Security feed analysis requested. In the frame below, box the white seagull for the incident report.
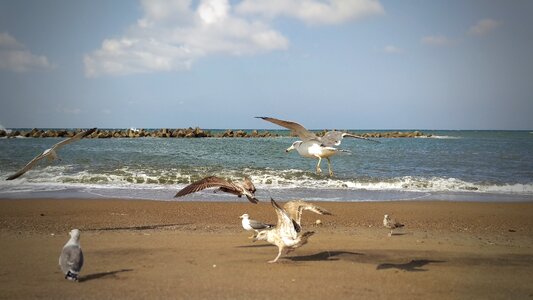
[174,176,259,204]
[6,128,97,180]
[256,117,378,176]
[59,229,84,281]
[383,214,405,237]
[239,213,274,238]
[254,199,325,263]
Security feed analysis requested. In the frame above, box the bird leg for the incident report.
[327,158,333,176]
[315,157,322,174]
[388,229,393,237]
[269,247,283,263]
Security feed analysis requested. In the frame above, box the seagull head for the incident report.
[239,214,249,219]
[69,229,81,240]
[286,141,302,153]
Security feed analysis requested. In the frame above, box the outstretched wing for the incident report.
[256,117,317,141]
[271,198,298,239]
[283,200,332,225]
[241,177,256,194]
[320,131,380,147]
[174,176,238,198]
[51,128,97,151]
[6,152,48,180]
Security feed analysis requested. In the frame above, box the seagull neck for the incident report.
[65,237,80,247]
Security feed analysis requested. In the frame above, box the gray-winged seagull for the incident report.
[383,214,405,237]
[256,117,378,176]
[254,199,320,263]
[174,176,259,203]
[59,229,84,281]
[239,213,274,238]
[6,128,97,180]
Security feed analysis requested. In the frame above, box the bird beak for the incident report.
[285,145,295,152]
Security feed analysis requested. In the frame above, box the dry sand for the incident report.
[0,199,532,299]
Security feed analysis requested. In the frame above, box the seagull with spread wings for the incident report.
[254,199,330,263]
[174,176,259,204]
[256,117,378,176]
[6,128,97,180]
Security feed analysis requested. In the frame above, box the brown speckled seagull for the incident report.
[174,176,259,203]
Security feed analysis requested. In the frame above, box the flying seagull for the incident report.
[6,128,97,180]
[239,213,274,238]
[254,198,316,263]
[256,117,378,176]
[59,229,84,281]
[174,176,259,203]
[383,214,405,237]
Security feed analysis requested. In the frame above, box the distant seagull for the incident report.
[254,199,316,263]
[383,214,405,237]
[174,176,259,203]
[239,213,274,238]
[6,128,97,180]
[59,229,84,281]
[256,117,378,176]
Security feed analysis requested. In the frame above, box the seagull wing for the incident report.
[283,200,332,225]
[256,117,317,141]
[248,219,274,230]
[271,198,298,239]
[51,128,97,151]
[241,177,256,194]
[59,245,84,273]
[174,176,238,198]
[320,131,380,147]
[6,152,48,180]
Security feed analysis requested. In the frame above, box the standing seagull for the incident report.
[383,214,405,237]
[6,128,97,180]
[256,117,378,176]
[254,199,315,263]
[59,229,84,281]
[174,176,259,203]
[239,213,274,238]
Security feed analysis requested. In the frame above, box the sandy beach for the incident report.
[0,199,532,299]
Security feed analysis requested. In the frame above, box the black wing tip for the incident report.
[6,175,18,180]
[82,128,97,137]
[254,116,268,120]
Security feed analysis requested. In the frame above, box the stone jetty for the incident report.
[0,128,431,138]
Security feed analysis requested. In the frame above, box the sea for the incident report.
[0,129,532,202]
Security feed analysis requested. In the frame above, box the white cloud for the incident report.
[85,0,383,77]
[236,0,384,25]
[383,45,402,54]
[468,19,501,36]
[0,32,53,72]
[85,0,290,77]
[421,35,453,46]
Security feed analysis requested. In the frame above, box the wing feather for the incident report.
[174,176,238,198]
[271,198,297,239]
[52,128,96,150]
[6,153,47,180]
[283,200,332,225]
[256,117,317,141]
[320,131,379,147]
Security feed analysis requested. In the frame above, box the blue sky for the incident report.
[0,0,532,130]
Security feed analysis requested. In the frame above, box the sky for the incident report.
[0,0,532,130]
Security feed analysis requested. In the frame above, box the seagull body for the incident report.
[256,117,378,176]
[174,176,259,203]
[6,128,97,180]
[254,199,319,263]
[59,229,84,281]
[239,213,274,238]
[383,214,404,236]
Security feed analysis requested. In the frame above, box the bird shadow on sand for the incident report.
[79,268,133,282]
[286,251,364,262]
[376,260,445,272]
[86,223,190,231]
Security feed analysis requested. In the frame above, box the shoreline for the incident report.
[1,198,532,299]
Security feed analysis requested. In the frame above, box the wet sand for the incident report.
[0,199,532,299]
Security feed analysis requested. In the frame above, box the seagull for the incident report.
[254,198,316,263]
[59,229,84,282]
[282,200,332,227]
[239,213,274,238]
[383,214,405,237]
[6,128,97,180]
[256,117,378,176]
[174,176,259,203]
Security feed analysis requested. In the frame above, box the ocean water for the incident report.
[0,130,532,202]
